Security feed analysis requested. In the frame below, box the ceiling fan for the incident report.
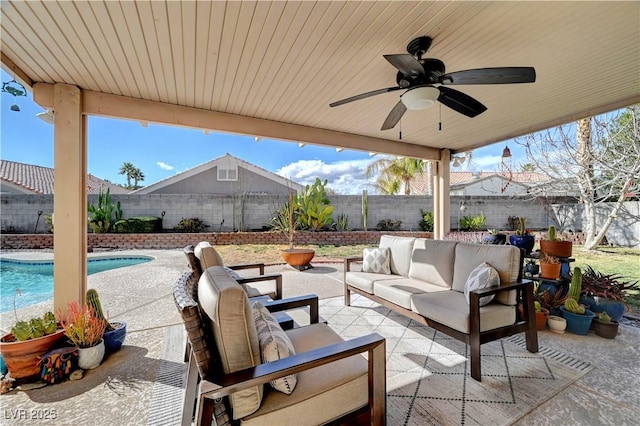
[329,36,536,131]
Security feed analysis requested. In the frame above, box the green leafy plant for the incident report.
[293,178,334,231]
[114,216,162,233]
[87,188,121,233]
[58,302,106,348]
[173,217,208,233]
[376,219,402,231]
[580,265,640,305]
[459,212,486,231]
[419,209,434,232]
[269,191,299,249]
[334,213,350,231]
[10,312,58,342]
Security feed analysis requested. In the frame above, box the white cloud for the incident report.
[276,159,373,194]
[157,161,174,171]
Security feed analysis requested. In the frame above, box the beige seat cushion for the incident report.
[242,323,368,425]
[408,239,457,288]
[197,266,263,419]
[374,278,449,309]
[411,291,515,334]
[194,241,224,270]
[452,243,521,305]
[345,271,402,294]
[379,235,416,276]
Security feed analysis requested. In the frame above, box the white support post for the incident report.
[53,84,87,312]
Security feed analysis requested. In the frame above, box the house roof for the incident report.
[132,153,303,194]
[2,1,638,160]
[0,160,130,195]
[410,171,549,195]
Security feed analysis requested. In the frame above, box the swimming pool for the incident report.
[0,256,153,312]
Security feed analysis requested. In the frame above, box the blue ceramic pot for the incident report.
[560,306,595,335]
[509,235,535,254]
[579,296,625,322]
[104,321,127,354]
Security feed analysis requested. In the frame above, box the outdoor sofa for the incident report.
[344,235,539,381]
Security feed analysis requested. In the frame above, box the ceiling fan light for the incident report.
[402,86,440,110]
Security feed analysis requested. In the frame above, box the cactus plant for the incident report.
[598,311,612,323]
[569,267,583,300]
[86,289,114,332]
[361,189,368,231]
[548,225,557,241]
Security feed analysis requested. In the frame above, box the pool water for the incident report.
[0,257,152,312]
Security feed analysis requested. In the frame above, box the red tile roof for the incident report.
[410,171,549,195]
[0,160,130,194]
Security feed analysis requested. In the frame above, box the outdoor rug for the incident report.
[320,295,593,426]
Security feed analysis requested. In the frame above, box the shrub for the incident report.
[173,217,209,233]
[459,212,486,231]
[334,213,351,231]
[419,209,434,232]
[376,219,402,231]
[113,216,162,233]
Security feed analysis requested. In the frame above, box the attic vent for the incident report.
[217,166,237,181]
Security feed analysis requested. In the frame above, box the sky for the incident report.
[1,70,527,194]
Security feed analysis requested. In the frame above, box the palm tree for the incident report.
[118,162,136,188]
[131,168,145,189]
[366,156,427,195]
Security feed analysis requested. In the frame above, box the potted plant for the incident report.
[270,191,314,270]
[579,265,639,322]
[592,311,619,339]
[539,252,561,279]
[538,285,568,317]
[86,289,127,354]
[534,301,550,330]
[508,217,535,254]
[560,267,595,335]
[524,259,540,277]
[0,308,65,381]
[58,302,107,370]
[539,225,573,258]
[482,229,507,245]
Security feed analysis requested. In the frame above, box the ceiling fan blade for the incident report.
[329,86,402,107]
[441,67,536,85]
[384,54,425,78]
[381,100,407,130]
[437,86,487,118]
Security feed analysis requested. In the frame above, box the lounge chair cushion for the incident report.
[252,302,297,394]
[408,239,458,288]
[195,241,224,269]
[362,247,391,274]
[379,235,415,276]
[242,323,369,425]
[197,266,263,419]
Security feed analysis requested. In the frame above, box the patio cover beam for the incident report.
[33,83,441,161]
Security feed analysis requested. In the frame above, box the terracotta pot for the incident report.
[280,248,315,271]
[0,329,66,380]
[540,240,573,258]
[540,262,561,279]
[535,308,550,330]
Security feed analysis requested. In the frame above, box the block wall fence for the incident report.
[1,194,638,248]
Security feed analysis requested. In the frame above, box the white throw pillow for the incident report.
[251,302,297,394]
[362,247,391,274]
[464,262,499,306]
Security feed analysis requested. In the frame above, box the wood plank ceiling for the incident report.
[1,1,639,159]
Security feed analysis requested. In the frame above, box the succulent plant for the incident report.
[598,311,612,323]
[547,225,557,241]
[580,265,639,305]
[569,267,583,300]
[86,289,114,332]
[10,311,58,341]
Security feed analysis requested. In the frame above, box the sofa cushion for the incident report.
[411,291,516,334]
[195,241,225,269]
[362,247,391,274]
[197,266,263,419]
[452,243,521,305]
[379,235,416,276]
[374,278,449,309]
[242,323,368,425]
[408,239,457,288]
[345,271,403,294]
[252,302,297,394]
[464,262,499,306]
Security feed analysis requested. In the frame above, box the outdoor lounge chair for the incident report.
[184,243,283,299]
[173,267,386,425]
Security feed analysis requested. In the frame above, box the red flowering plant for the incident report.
[58,302,106,349]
